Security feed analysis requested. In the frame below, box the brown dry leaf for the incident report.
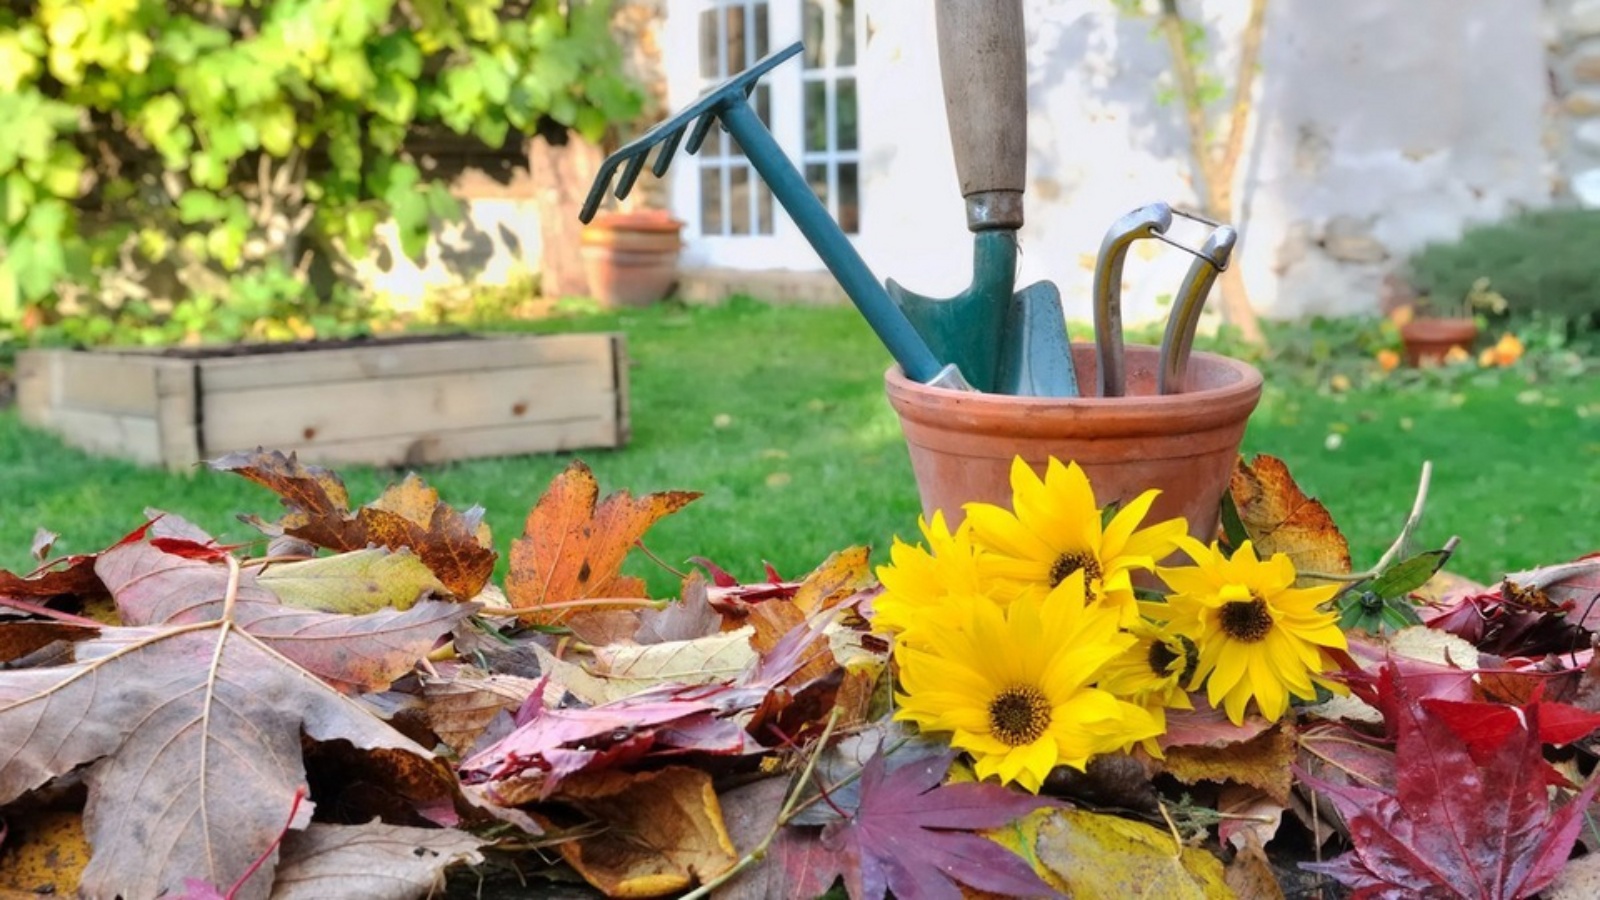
[0,622,97,664]
[505,460,699,624]
[790,546,874,615]
[1229,454,1351,581]
[270,822,485,899]
[1224,829,1286,900]
[1159,723,1297,806]
[1216,783,1285,852]
[1033,808,1232,898]
[211,450,496,599]
[593,628,756,689]
[0,544,471,899]
[0,809,89,894]
[550,766,738,898]
[748,601,835,688]
[422,670,542,756]
[1547,850,1600,900]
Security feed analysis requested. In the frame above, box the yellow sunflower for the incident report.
[871,511,991,643]
[893,573,1162,792]
[1095,618,1197,754]
[1155,537,1349,725]
[963,457,1187,624]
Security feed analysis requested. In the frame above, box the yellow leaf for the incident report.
[1229,455,1351,583]
[591,628,757,694]
[1033,808,1234,899]
[258,548,448,614]
[548,766,738,898]
[0,809,89,895]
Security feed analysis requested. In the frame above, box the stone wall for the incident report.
[1550,0,1600,205]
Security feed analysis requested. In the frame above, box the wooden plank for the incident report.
[36,408,164,466]
[265,418,624,468]
[196,333,619,392]
[200,366,618,454]
[13,351,57,428]
[45,351,170,415]
[154,364,201,469]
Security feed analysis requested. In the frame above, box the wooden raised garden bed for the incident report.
[15,332,628,469]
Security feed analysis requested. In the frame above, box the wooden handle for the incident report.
[936,0,1027,231]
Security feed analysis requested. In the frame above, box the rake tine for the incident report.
[686,110,720,156]
[614,152,648,201]
[652,126,686,178]
[580,157,624,223]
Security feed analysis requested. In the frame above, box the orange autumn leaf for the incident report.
[1229,454,1351,582]
[506,461,699,623]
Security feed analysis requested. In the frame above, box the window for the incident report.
[697,1,775,236]
[694,0,861,237]
[801,0,859,233]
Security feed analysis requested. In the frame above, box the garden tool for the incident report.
[886,0,1080,397]
[579,43,969,391]
[1093,203,1174,397]
[1158,224,1238,394]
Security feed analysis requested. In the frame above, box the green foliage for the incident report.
[1406,209,1600,343]
[0,0,643,345]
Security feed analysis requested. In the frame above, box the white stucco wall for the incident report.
[660,0,1558,323]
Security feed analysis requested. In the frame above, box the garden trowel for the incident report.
[886,0,1078,397]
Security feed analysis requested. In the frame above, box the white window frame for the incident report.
[662,1,863,271]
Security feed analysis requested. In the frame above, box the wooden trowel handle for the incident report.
[936,0,1027,232]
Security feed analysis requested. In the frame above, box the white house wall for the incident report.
[658,0,1558,323]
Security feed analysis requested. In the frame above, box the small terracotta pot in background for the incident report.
[580,210,684,308]
[883,344,1263,548]
[1398,317,1478,367]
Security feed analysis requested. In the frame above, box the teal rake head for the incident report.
[579,43,967,389]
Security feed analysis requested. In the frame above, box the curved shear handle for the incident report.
[1158,226,1238,394]
[1093,203,1173,397]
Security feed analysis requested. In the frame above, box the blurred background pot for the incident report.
[580,210,684,308]
[883,343,1263,547]
[1398,317,1479,367]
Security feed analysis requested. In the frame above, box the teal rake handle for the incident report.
[580,43,948,385]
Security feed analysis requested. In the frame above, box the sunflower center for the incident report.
[1049,551,1102,588]
[1148,639,1180,676]
[988,685,1052,747]
[1219,594,1274,643]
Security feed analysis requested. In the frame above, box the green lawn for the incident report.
[2,298,1597,594]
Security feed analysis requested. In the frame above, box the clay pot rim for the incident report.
[585,210,686,232]
[1399,317,1479,339]
[884,344,1263,439]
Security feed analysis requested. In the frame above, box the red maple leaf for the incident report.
[816,751,1060,900]
[1300,665,1597,899]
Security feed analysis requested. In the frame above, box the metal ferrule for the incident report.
[965,191,1025,231]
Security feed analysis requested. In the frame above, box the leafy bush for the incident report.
[1405,208,1600,342]
[0,0,642,346]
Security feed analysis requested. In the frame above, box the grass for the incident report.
[2,297,1597,595]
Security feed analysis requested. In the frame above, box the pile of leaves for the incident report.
[3,448,1600,899]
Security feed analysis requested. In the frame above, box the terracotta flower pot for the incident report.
[580,210,684,308]
[884,343,1263,547]
[1398,317,1478,367]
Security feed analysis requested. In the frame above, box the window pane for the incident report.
[838,162,859,234]
[803,0,824,68]
[755,83,771,127]
[758,183,774,234]
[700,10,719,78]
[730,165,752,235]
[754,2,769,60]
[837,78,857,151]
[806,162,829,211]
[725,5,746,71]
[837,0,856,67]
[804,80,827,152]
[701,167,724,235]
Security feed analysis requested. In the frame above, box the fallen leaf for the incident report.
[1033,808,1231,898]
[790,546,874,615]
[0,621,98,664]
[634,571,725,643]
[505,460,698,623]
[1300,666,1598,899]
[1160,694,1274,749]
[422,669,542,757]
[0,809,89,894]
[1504,554,1600,627]
[1224,829,1285,900]
[1216,782,1285,852]
[1160,723,1297,806]
[550,767,738,898]
[1229,454,1351,581]
[715,776,841,900]
[0,542,470,899]
[269,821,485,900]
[818,751,1059,900]
[212,450,496,599]
[589,627,758,696]
[258,548,448,614]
